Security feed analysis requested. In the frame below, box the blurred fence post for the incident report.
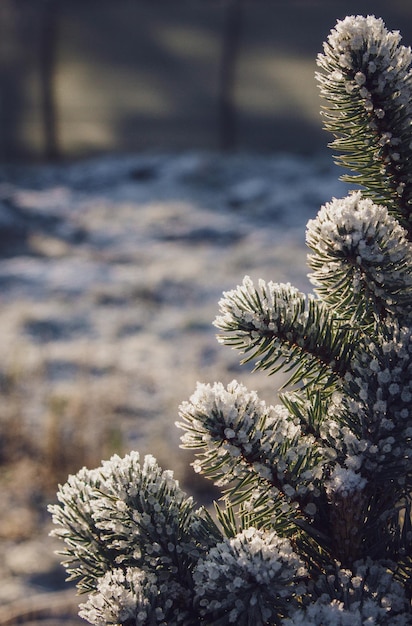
[218,0,243,150]
[0,0,60,161]
[39,0,59,160]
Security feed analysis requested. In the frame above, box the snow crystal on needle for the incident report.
[214,275,305,336]
[318,14,412,89]
[324,15,402,55]
[325,465,366,497]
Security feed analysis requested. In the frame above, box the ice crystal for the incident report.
[325,466,366,497]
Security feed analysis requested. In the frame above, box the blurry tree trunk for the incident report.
[40,0,59,160]
[218,0,243,150]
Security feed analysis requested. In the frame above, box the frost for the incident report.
[307,191,412,318]
[325,466,367,497]
[282,559,410,626]
[194,529,306,624]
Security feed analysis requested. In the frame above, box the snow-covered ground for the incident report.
[0,150,349,616]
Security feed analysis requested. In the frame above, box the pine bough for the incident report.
[49,15,412,626]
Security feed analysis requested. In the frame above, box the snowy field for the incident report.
[0,150,349,618]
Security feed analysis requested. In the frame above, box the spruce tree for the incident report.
[49,15,412,625]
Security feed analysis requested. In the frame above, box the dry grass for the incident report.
[0,361,125,541]
[0,589,83,625]
[0,348,219,543]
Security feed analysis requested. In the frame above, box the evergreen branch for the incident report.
[92,454,221,581]
[48,467,118,594]
[284,560,410,625]
[50,452,221,602]
[342,322,412,482]
[192,528,308,626]
[306,192,412,323]
[280,387,342,450]
[214,276,354,387]
[79,567,194,626]
[316,15,412,237]
[213,498,293,538]
[368,493,412,563]
[178,381,327,532]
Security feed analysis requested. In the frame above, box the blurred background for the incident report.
[2,0,412,163]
